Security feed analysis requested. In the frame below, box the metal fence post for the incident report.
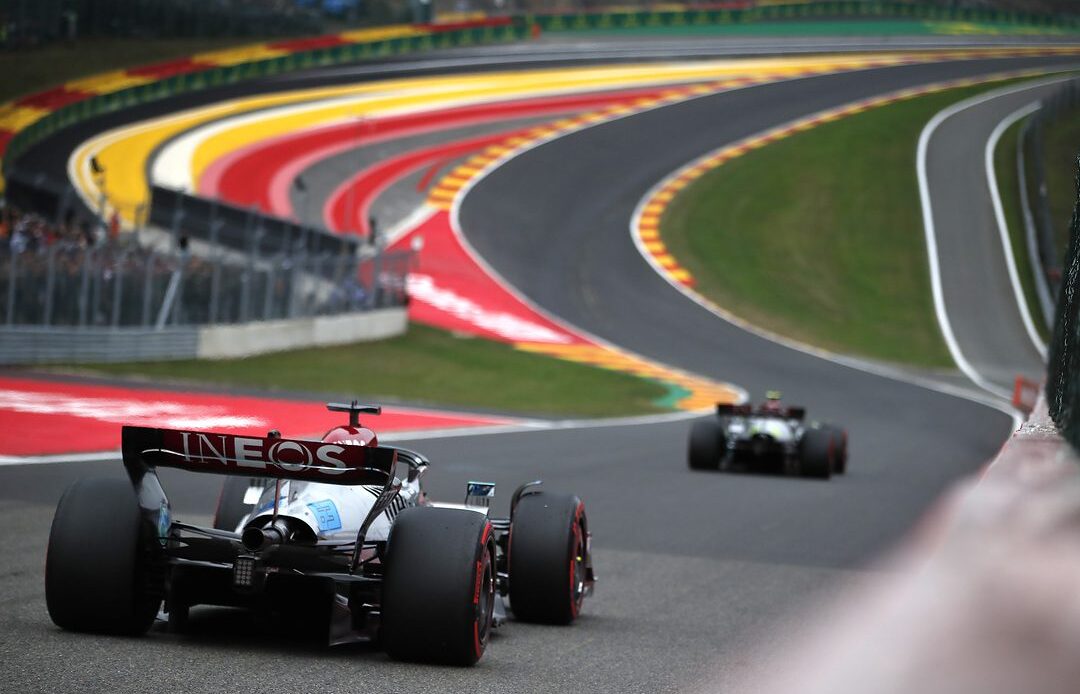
[77,247,93,327]
[300,224,311,256]
[55,186,73,228]
[172,253,187,326]
[42,244,57,326]
[369,243,382,309]
[209,216,223,324]
[241,219,262,323]
[90,251,104,326]
[112,249,128,328]
[5,248,15,326]
[262,256,277,320]
[142,250,157,327]
[170,192,185,249]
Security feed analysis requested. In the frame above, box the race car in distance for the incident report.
[45,401,595,666]
[687,392,848,479]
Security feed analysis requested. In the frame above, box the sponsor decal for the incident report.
[158,501,171,547]
[406,274,571,344]
[162,430,352,478]
[306,499,343,532]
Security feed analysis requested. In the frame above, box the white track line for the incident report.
[445,106,753,406]
[630,168,1024,429]
[1015,104,1057,328]
[381,408,707,442]
[0,450,122,466]
[917,76,1070,401]
[441,61,1052,429]
[985,100,1049,359]
[0,409,707,466]
[919,106,1009,401]
[44,62,1070,468]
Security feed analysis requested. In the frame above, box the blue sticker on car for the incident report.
[307,499,342,532]
[158,501,171,547]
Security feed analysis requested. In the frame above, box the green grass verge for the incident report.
[662,81,1036,369]
[56,324,668,418]
[995,116,1051,341]
[0,37,273,104]
[573,19,1074,38]
[1040,107,1080,255]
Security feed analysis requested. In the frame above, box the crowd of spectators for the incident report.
[0,201,408,328]
[0,202,117,254]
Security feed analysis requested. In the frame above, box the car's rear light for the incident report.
[233,555,257,588]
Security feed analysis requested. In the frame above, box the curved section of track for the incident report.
[458,56,1077,565]
[5,41,1080,694]
[918,78,1062,395]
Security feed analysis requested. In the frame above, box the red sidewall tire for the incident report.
[381,507,494,666]
[509,492,587,625]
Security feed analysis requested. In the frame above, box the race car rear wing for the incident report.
[716,403,806,420]
[121,426,398,486]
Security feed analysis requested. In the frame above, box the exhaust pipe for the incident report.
[241,518,298,551]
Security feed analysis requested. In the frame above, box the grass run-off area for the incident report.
[67,324,669,418]
[662,79,1038,369]
[1040,107,1080,255]
[0,37,273,104]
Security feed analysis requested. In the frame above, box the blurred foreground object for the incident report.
[738,398,1080,694]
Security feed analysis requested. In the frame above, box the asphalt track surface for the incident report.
[920,78,1062,392]
[3,43,1079,693]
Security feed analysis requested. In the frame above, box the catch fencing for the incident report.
[0,236,411,331]
[1046,161,1080,448]
[0,159,412,366]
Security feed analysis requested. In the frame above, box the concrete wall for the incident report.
[0,327,200,364]
[0,308,407,364]
[196,308,407,359]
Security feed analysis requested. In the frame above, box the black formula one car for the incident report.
[45,402,595,665]
[687,393,848,479]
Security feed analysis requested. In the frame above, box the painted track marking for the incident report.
[985,99,1050,359]
[918,75,1072,399]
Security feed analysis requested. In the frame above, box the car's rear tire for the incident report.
[821,425,848,474]
[798,428,834,480]
[45,477,161,635]
[509,492,588,625]
[381,507,494,666]
[212,476,264,531]
[688,419,724,470]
